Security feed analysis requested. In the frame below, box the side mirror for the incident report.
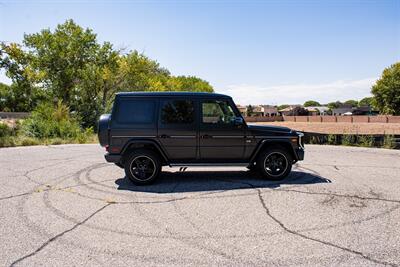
[234,116,244,126]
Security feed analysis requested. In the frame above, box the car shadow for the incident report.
[115,170,331,194]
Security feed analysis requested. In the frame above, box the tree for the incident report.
[327,101,342,110]
[0,19,214,127]
[344,100,358,107]
[291,106,309,116]
[246,105,254,117]
[277,104,289,111]
[303,100,320,107]
[372,62,400,115]
[359,97,374,107]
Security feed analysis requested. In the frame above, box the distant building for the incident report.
[262,105,278,116]
[236,105,247,116]
[305,106,329,116]
[332,105,353,115]
[279,105,302,116]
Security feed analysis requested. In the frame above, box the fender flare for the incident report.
[120,139,169,163]
[249,139,298,163]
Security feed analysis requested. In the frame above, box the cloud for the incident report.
[218,77,377,105]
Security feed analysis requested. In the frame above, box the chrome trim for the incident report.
[169,135,196,138]
[212,136,245,138]
[254,136,293,139]
[112,136,157,138]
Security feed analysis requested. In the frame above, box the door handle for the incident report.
[159,134,170,138]
[201,134,212,139]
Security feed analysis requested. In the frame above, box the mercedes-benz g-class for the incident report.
[98,92,304,184]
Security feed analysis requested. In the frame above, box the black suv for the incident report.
[98,92,304,184]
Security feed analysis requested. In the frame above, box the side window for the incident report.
[161,100,194,124]
[115,99,155,124]
[202,100,235,124]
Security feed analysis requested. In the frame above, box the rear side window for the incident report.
[115,98,155,124]
[161,100,194,124]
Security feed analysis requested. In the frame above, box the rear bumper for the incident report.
[105,153,121,163]
[295,148,305,161]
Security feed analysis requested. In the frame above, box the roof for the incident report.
[116,91,230,98]
[305,106,329,112]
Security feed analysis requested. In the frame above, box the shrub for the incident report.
[22,102,83,139]
[358,135,375,147]
[0,123,13,137]
[341,135,355,146]
[327,134,337,145]
[383,135,396,149]
[18,137,40,146]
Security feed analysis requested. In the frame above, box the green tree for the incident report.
[277,104,289,110]
[359,97,374,107]
[344,99,358,107]
[0,19,214,127]
[327,101,342,110]
[372,62,400,115]
[303,100,321,107]
[246,105,254,117]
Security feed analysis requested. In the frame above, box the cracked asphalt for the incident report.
[1,144,400,266]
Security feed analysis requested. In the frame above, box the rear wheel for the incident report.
[257,147,292,180]
[124,149,161,185]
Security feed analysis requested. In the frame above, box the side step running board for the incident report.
[170,163,249,167]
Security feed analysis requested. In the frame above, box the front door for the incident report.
[157,98,198,161]
[199,99,245,161]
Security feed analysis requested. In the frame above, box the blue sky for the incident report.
[1,0,399,104]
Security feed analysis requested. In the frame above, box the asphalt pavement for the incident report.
[1,144,400,266]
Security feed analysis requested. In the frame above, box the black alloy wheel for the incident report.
[124,149,161,185]
[257,147,292,180]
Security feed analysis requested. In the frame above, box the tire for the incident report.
[124,149,161,185]
[256,147,292,180]
[115,162,124,168]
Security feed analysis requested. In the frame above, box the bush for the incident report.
[358,135,375,147]
[18,137,40,146]
[22,102,84,139]
[383,135,396,149]
[0,123,13,137]
[341,135,355,146]
[327,134,337,145]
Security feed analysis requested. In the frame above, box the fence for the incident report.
[244,115,400,123]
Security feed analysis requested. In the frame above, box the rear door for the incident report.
[199,99,245,160]
[157,98,198,161]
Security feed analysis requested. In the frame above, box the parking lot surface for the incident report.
[1,144,400,266]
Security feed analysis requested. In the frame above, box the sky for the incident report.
[0,0,399,105]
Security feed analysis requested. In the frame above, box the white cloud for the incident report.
[218,77,377,105]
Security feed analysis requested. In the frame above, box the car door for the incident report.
[157,98,198,161]
[199,99,245,160]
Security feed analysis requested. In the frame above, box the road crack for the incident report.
[9,203,111,267]
[256,190,398,267]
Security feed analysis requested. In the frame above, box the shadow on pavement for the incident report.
[115,170,331,194]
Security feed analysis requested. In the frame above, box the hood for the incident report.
[247,124,293,135]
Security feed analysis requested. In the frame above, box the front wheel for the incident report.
[124,149,161,185]
[257,147,292,180]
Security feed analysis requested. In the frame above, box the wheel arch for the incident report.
[249,139,298,164]
[120,139,169,165]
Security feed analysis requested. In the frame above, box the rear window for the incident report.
[115,98,155,124]
[161,100,195,124]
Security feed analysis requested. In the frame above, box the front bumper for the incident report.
[105,153,121,163]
